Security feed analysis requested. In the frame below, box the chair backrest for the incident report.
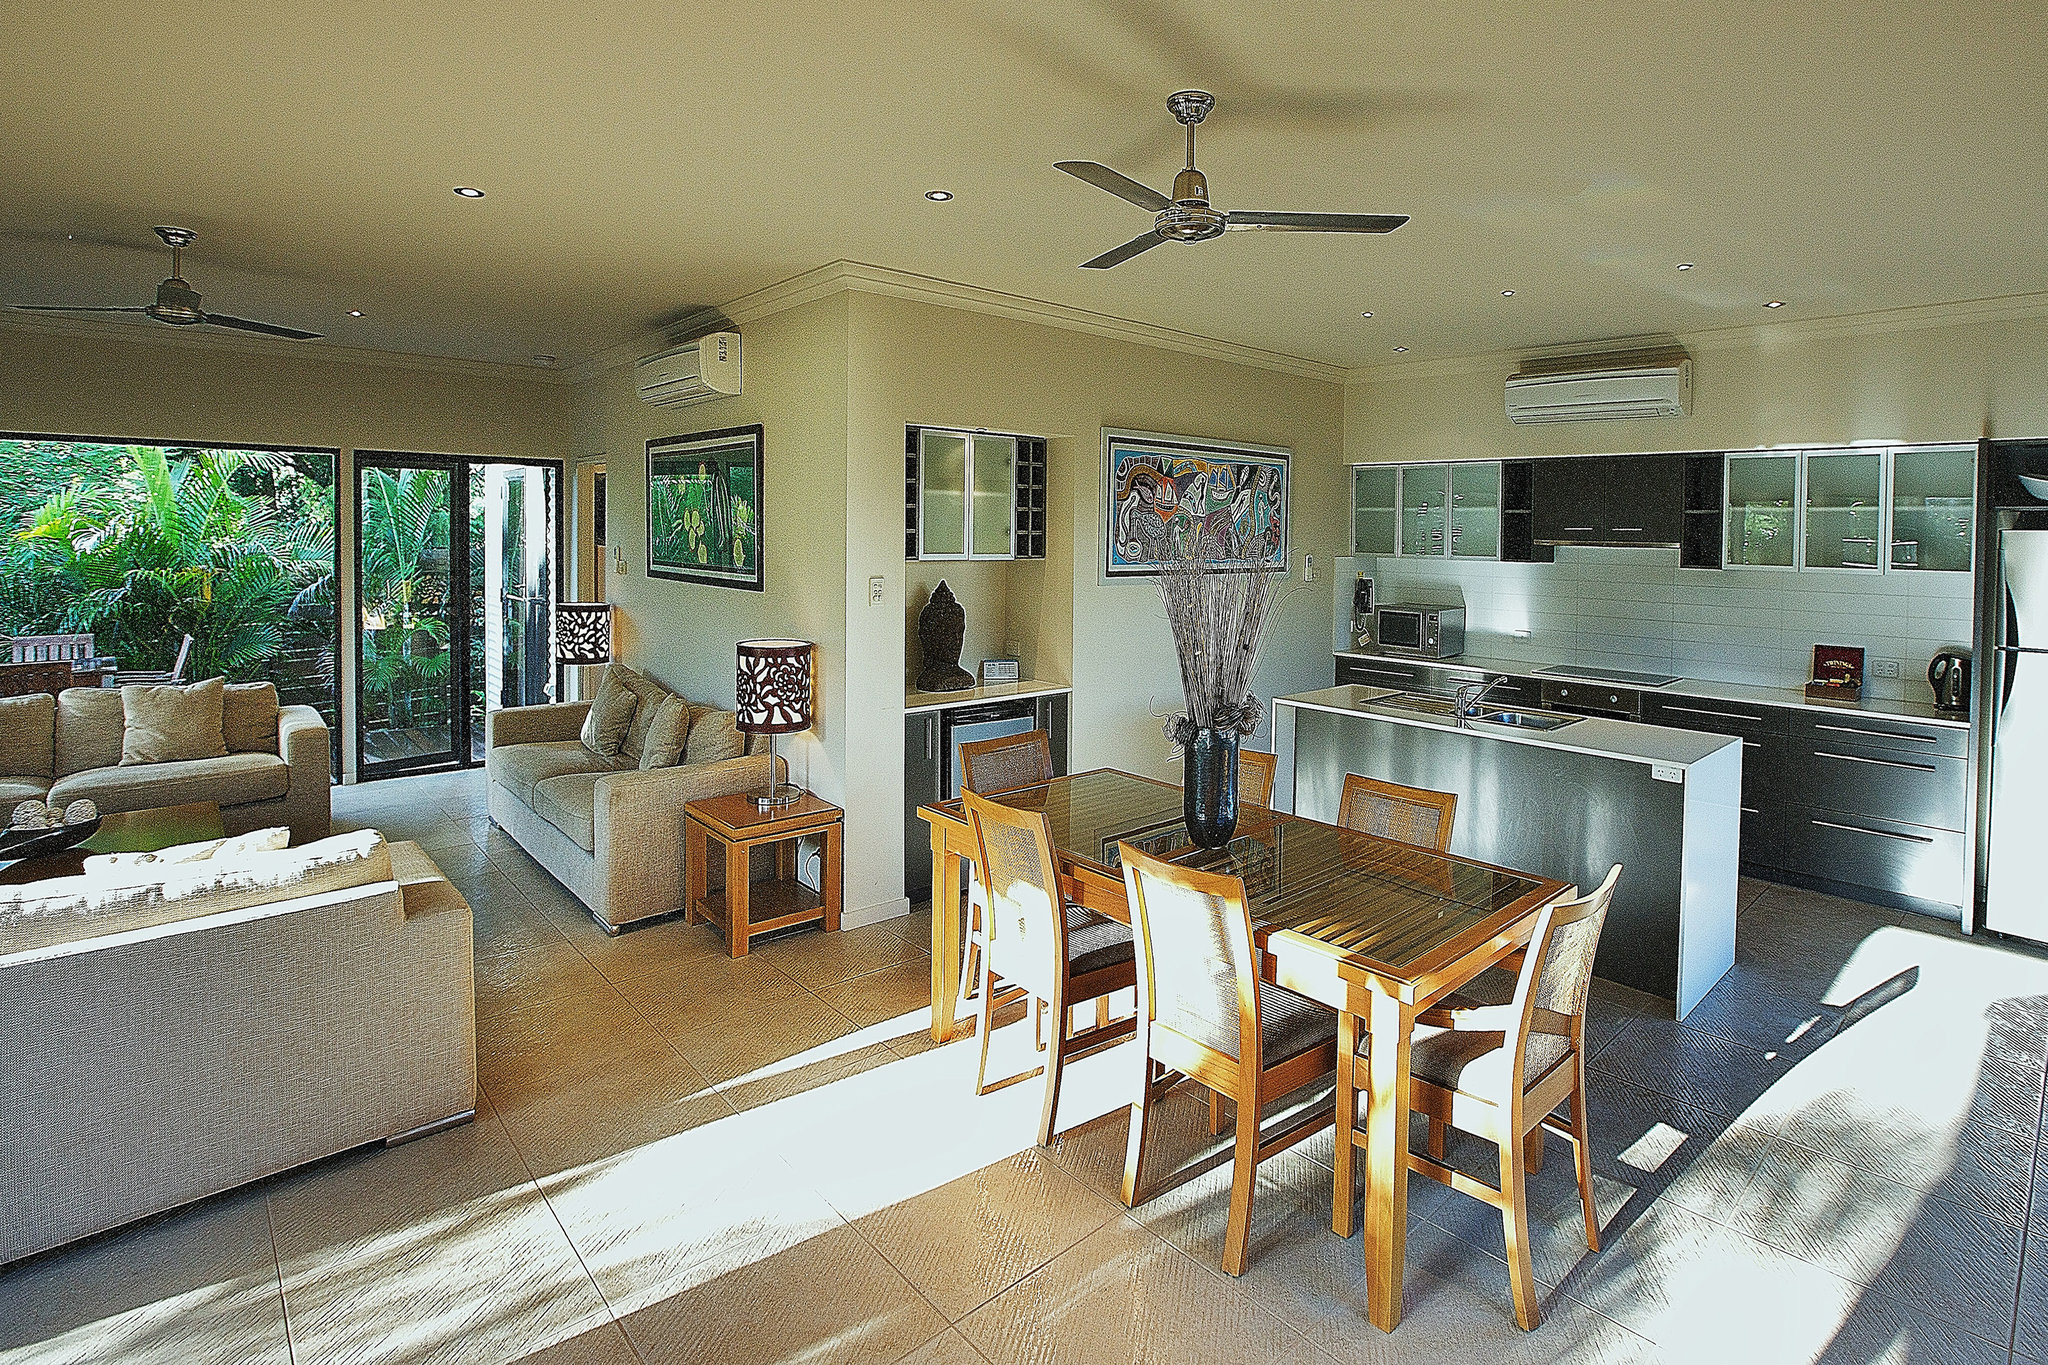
[1118,842,1259,1071]
[1238,748,1277,808]
[0,660,72,697]
[1337,773,1458,853]
[1506,864,1622,1090]
[963,789,1068,1004]
[959,728,1053,795]
[167,634,194,682]
[8,633,93,664]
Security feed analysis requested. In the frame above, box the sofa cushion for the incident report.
[490,740,620,807]
[222,682,280,755]
[685,707,746,767]
[121,677,228,765]
[0,828,391,959]
[639,693,692,770]
[0,777,52,826]
[579,666,640,757]
[50,752,291,814]
[531,771,601,851]
[386,840,471,918]
[0,693,55,780]
[54,687,126,777]
[612,665,675,764]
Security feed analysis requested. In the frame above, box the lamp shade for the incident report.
[735,639,813,735]
[554,602,614,666]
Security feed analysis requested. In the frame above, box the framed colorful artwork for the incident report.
[1100,428,1290,578]
[646,424,764,590]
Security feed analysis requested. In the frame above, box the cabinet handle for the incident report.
[1813,750,1938,774]
[1741,806,1760,815]
[927,721,937,761]
[1563,525,1596,532]
[1612,526,1646,533]
[1813,723,1938,745]
[1743,740,1760,749]
[1811,817,1935,845]
[1661,703,1768,724]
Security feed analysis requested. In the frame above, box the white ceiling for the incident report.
[3,1,2045,373]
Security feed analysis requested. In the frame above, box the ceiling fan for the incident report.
[1057,90,1409,269]
[12,225,322,339]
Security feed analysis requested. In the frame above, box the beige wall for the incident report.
[1345,311,2048,464]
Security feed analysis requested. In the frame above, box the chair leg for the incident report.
[1037,1033,1067,1147]
[1525,1124,1545,1174]
[1499,1132,1542,1330]
[1122,1063,1160,1208]
[1220,1089,1261,1276]
[1096,994,1110,1030]
[1208,1088,1226,1136]
[1428,1115,1446,1160]
[1570,1072,1600,1253]
[974,962,999,1095]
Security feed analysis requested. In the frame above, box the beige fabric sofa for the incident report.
[0,684,330,844]
[486,685,782,932]
[0,830,475,1266]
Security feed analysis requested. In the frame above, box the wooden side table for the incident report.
[684,791,842,957]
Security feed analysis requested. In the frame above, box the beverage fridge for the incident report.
[1978,441,2048,943]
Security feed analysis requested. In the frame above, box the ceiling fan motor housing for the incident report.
[148,277,205,324]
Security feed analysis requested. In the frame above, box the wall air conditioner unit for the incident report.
[1505,350,1691,424]
[635,331,741,407]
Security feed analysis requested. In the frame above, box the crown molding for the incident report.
[1345,289,2048,386]
[0,310,574,385]
[571,260,1349,386]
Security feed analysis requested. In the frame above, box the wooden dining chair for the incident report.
[109,634,193,687]
[957,729,1055,1002]
[1237,748,1277,808]
[964,790,1136,1145]
[1118,842,1338,1276]
[1341,864,1621,1329]
[1336,773,1458,853]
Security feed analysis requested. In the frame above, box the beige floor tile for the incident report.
[611,950,819,1039]
[0,1189,289,1365]
[568,918,728,985]
[815,959,938,1033]
[501,1319,644,1363]
[755,918,923,989]
[616,1223,948,1365]
[851,1148,1124,1321]
[711,1038,905,1114]
[659,985,864,1087]
[895,1328,992,1365]
[476,929,615,1010]
[957,1216,1313,1365]
[492,1046,733,1180]
[476,985,673,1104]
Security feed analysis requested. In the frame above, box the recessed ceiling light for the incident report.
[1764,299,1786,308]
[1359,311,1374,319]
[1501,290,1516,297]
[1676,262,1695,270]
[924,190,953,202]
[1393,346,1409,353]
[346,309,364,318]
[453,186,485,199]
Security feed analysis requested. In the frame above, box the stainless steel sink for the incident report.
[1474,710,1583,731]
[1376,693,1466,718]
[1375,693,1584,731]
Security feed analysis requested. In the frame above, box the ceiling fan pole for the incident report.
[1185,120,1196,171]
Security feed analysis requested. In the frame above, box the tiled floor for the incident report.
[4,769,2046,1364]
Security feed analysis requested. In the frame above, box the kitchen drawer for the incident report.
[1790,709,1966,760]
[1775,805,1969,909]
[1738,732,1797,818]
[1644,694,1791,741]
[1335,656,1425,690]
[1794,745,1968,832]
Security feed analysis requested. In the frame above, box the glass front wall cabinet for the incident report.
[1351,464,1398,556]
[1398,464,1449,558]
[1803,450,1884,570]
[1449,462,1502,560]
[917,431,969,559]
[1724,453,1798,568]
[969,435,1018,559]
[1890,444,1975,573]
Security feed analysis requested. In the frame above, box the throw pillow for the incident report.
[84,826,291,875]
[0,692,56,779]
[53,686,126,776]
[639,693,692,769]
[614,666,671,763]
[683,707,746,766]
[222,681,281,754]
[120,676,228,766]
[579,665,641,757]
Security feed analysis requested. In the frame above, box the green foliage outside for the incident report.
[356,465,455,730]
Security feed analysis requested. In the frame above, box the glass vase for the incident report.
[1182,727,1240,850]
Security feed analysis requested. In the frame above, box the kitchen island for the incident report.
[1273,684,1741,1016]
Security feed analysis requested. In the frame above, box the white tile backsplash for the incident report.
[1351,547,1973,703]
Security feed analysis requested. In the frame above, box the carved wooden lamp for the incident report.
[735,638,813,809]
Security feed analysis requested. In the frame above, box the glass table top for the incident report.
[930,769,1552,977]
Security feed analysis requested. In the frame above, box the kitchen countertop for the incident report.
[904,678,1072,714]
[1278,685,1740,769]
[1333,648,1969,729]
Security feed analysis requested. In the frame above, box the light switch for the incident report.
[1303,552,1316,584]
[868,576,885,606]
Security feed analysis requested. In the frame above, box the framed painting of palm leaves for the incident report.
[646,425,764,591]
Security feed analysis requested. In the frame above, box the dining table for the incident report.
[919,767,1572,1332]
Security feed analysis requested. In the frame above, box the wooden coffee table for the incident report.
[683,791,842,956]
[0,801,226,886]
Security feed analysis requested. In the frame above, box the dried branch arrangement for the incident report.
[1151,529,1285,751]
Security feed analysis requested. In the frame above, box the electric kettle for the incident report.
[1928,649,1971,713]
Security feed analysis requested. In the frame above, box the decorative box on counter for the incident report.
[1806,644,1866,702]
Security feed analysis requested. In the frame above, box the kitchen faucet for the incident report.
[1455,675,1512,718]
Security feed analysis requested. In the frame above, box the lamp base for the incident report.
[751,784,803,811]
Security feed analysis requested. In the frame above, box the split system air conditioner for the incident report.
[1504,351,1691,424]
[635,332,741,407]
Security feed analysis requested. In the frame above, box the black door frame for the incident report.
[352,451,565,781]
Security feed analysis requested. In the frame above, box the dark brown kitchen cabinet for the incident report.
[1531,454,1685,547]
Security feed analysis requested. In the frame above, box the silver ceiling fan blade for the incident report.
[1081,231,1168,270]
[1225,210,1409,233]
[202,313,322,340]
[1056,161,1171,212]
[12,303,150,312]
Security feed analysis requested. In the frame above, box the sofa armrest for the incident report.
[277,704,332,843]
[487,702,592,750]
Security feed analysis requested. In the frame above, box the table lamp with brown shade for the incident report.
[736,638,813,809]
[554,602,614,666]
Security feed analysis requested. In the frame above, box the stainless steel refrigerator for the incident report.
[1979,441,2048,943]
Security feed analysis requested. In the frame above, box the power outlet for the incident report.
[868,576,884,607]
[1871,658,1902,680]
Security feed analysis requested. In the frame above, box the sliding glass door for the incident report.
[355,454,561,779]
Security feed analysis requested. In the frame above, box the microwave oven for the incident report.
[1375,604,1466,658]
